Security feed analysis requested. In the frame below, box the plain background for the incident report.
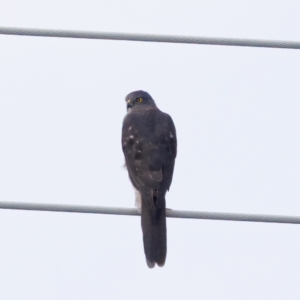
[0,1,300,299]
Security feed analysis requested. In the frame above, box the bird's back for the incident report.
[122,108,176,191]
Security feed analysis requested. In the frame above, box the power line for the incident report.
[1,201,300,224]
[1,26,299,225]
[1,26,300,50]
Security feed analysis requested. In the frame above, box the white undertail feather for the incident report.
[134,188,142,212]
[122,162,142,212]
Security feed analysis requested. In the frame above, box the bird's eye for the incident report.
[136,97,143,103]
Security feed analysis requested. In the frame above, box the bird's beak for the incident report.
[127,99,133,109]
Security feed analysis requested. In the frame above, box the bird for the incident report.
[121,90,177,268]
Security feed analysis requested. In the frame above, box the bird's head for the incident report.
[125,90,156,112]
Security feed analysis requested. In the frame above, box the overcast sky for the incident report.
[1,1,300,299]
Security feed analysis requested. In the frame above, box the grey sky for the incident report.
[0,1,300,299]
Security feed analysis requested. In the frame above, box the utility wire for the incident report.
[1,27,300,50]
[0,27,300,224]
[1,201,300,224]
[0,27,299,224]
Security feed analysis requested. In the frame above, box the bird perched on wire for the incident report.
[122,90,177,268]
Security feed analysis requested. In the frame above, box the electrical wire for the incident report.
[1,26,300,49]
[1,201,300,224]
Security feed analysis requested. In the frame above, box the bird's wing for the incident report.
[122,108,177,268]
[122,109,176,190]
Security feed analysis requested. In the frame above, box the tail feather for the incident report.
[141,190,167,268]
[155,204,167,267]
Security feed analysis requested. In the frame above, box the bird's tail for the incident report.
[141,189,167,268]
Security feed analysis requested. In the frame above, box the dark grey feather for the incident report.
[122,90,177,268]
